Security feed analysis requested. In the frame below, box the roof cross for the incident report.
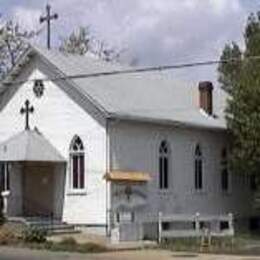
[40,4,58,49]
[20,100,34,130]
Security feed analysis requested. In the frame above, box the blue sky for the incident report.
[1,0,259,83]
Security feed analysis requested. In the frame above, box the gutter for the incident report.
[107,113,227,132]
[105,119,111,236]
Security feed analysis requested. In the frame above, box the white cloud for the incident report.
[12,6,42,32]
[8,0,250,83]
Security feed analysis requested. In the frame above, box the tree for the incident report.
[0,19,39,79]
[59,26,122,62]
[218,12,260,195]
[59,27,90,55]
[218,42,242,94]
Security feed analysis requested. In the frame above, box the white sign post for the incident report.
[1,190,10,216]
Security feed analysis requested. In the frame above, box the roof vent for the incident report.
[198,81,213,115]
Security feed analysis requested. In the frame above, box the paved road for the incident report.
[1,247,260,260]
[0,247,83,260]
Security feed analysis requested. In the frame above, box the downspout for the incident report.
[105,119,111,236]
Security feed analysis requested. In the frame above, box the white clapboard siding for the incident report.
[109,120,254,224]
[0,59,107,226]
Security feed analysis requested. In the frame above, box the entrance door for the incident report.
[23,163,54,216]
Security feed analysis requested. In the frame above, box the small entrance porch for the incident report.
[22,161,58,217]
[0,130,66,219]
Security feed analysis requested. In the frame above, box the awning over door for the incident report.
[104,171,151,182]
[0,130,66,162]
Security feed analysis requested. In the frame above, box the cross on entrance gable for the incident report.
[20,100,34,130]
[40,4,58,49]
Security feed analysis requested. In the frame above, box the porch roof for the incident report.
[0,130,66,162]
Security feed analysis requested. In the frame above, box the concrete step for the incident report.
[23,217,79,235]
[28,221,65,226]
[48,229,81,236]
[34,224,76,231]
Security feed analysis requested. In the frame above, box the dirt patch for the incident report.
[47,232,108,245]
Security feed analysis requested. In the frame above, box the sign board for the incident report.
[111,227,120,244]
[120,211,133,223]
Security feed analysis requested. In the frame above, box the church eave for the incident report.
[107,113,227,132]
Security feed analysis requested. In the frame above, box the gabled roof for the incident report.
[0,130,65,162]
[1,45,228,130]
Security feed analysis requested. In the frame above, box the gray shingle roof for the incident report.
[33,46,227,130]
[0,130,65,162]
[3,45,228,130]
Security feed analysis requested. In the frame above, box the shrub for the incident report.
[78,242,107,253]
[160,237,240,253]
[46,237,79,252]
[22,227,47,243]
[160,237,200,252]
[57,237,78,251]
[59,237,77,246]
[0,226,17,245]
[47,237,107,253]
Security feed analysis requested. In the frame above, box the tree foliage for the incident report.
[218,12,260,185]
[59,27,90,55]
[0,23,123,79]
[59,26,122,62]
[218,42,242,94]
[0,19,38,79]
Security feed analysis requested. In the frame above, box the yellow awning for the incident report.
[104,171,151,182]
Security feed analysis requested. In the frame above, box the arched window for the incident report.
[221,148,229,191]
[70,136,85,189]
[194,144,203,190]
[159,140,170,189]
[0,163,9,192]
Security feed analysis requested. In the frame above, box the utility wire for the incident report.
[3,54,260,86]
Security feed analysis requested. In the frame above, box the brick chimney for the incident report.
[198,81,213,115]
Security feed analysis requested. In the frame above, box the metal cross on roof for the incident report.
[20,100,34,130]
[40,4,58,49]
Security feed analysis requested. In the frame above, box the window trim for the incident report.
[194,144,203,191]
[69,136,86,192]
[159,140,170,190]
[0,163,10,192]
[220,148,231,194]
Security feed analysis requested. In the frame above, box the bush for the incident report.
[160,237,240,253]
[22,227,47,243]
[47,237,107,253]
[78,242,107,253]
[0,226,17,245]
[55,237,78,251]
[209,237,239,253]
[160,237,200,252]
[59,237,77,246]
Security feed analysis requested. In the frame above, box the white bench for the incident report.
[158,212,234,243]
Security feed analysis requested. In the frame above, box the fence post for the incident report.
[158,211,162,243]
[228,213,234,235]
[1,190,10,217]
[195,212,200,234]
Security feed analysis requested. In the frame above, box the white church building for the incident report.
[0,45,256,240]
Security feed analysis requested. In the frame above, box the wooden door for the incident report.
[23,163,54,216]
